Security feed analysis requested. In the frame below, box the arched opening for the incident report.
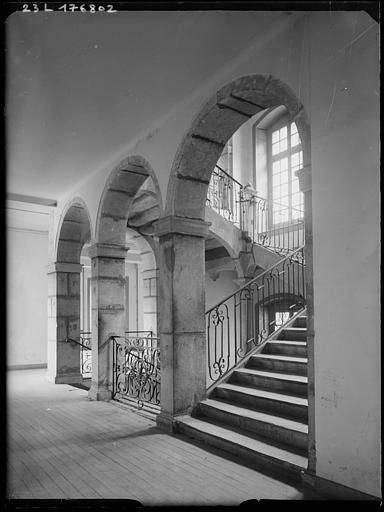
[160,74,314,471]
[166,75,310,222]
[89,156,162,404]
[47,198,92,385]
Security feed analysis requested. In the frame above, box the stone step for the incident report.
[212,383,308,421]
[230,368,308,397]
[196,399,308,451]
[278,327,307,341]
[175,415,308,480]
[292,316,307,329]
[263,340,307,358]
[247,353,308,376]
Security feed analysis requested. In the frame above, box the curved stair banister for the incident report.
[240,193,305,255]
[206,245,305,389]
[206,165,304,255]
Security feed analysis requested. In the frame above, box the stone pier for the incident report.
[88,243,129,401]
[47,262,83,384]
[154,216,210,431]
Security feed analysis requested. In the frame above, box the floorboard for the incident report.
[7,369,322,505]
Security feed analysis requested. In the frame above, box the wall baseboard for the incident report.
[301,471,381,501]
[7,363,47,371]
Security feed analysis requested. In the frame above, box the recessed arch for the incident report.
[48,196,92,386]
[56,196,92,263]
[95,155,163,245]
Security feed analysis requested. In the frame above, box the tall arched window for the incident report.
[269,117,304,225]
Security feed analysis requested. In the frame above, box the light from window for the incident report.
[275,311,290,330]
[272,126,288,156]
[270,121,304,224]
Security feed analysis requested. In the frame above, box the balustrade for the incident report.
[241,194,305,255]
[79,331,92,377]
[206,246,306,388]
[206,164,244,227]
[111,331,160,409]
[206,166,305,254]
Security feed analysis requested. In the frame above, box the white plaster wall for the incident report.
[205,270,239,311]
[254,129,268,197]
[232,119,253,186]
[7,204,50,367]
[125,263,139,332]
[309,13,380,497]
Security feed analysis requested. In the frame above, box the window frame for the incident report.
[267,115,303,227]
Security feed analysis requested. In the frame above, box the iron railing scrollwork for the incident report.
[240,193,305,255]
[206,165,304,254]
[112,331,160,409]
[206,164,244,227]
[66,331,92,377]
[206,246,306,386]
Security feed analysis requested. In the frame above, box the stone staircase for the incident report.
[175,311,308,481]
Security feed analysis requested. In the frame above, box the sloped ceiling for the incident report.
[6,10,296,201]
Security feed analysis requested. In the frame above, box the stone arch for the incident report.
[48,196,92,385]
[166,74,310,219]
[88,155,162,402]
[95,155,162,245]
[159,74,314,473]
[56,196,92,263]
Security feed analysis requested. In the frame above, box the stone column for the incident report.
[154,216,210,432]
[297,164,316,474]
[88,243,129,401]
[47,262,83,384]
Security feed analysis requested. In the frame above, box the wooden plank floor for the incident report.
[7,369,321,505]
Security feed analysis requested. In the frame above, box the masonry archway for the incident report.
[166,75,310,219]
[47,197,92,384]
[157,74,314,471]
[89,155,162,401]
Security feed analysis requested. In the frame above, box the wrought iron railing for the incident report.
[206,246,305,387]
[206,166,304,254]
[66,331,92,377]
[206,165,244,227]
[111,331,160,409]
[240,194,304,255]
